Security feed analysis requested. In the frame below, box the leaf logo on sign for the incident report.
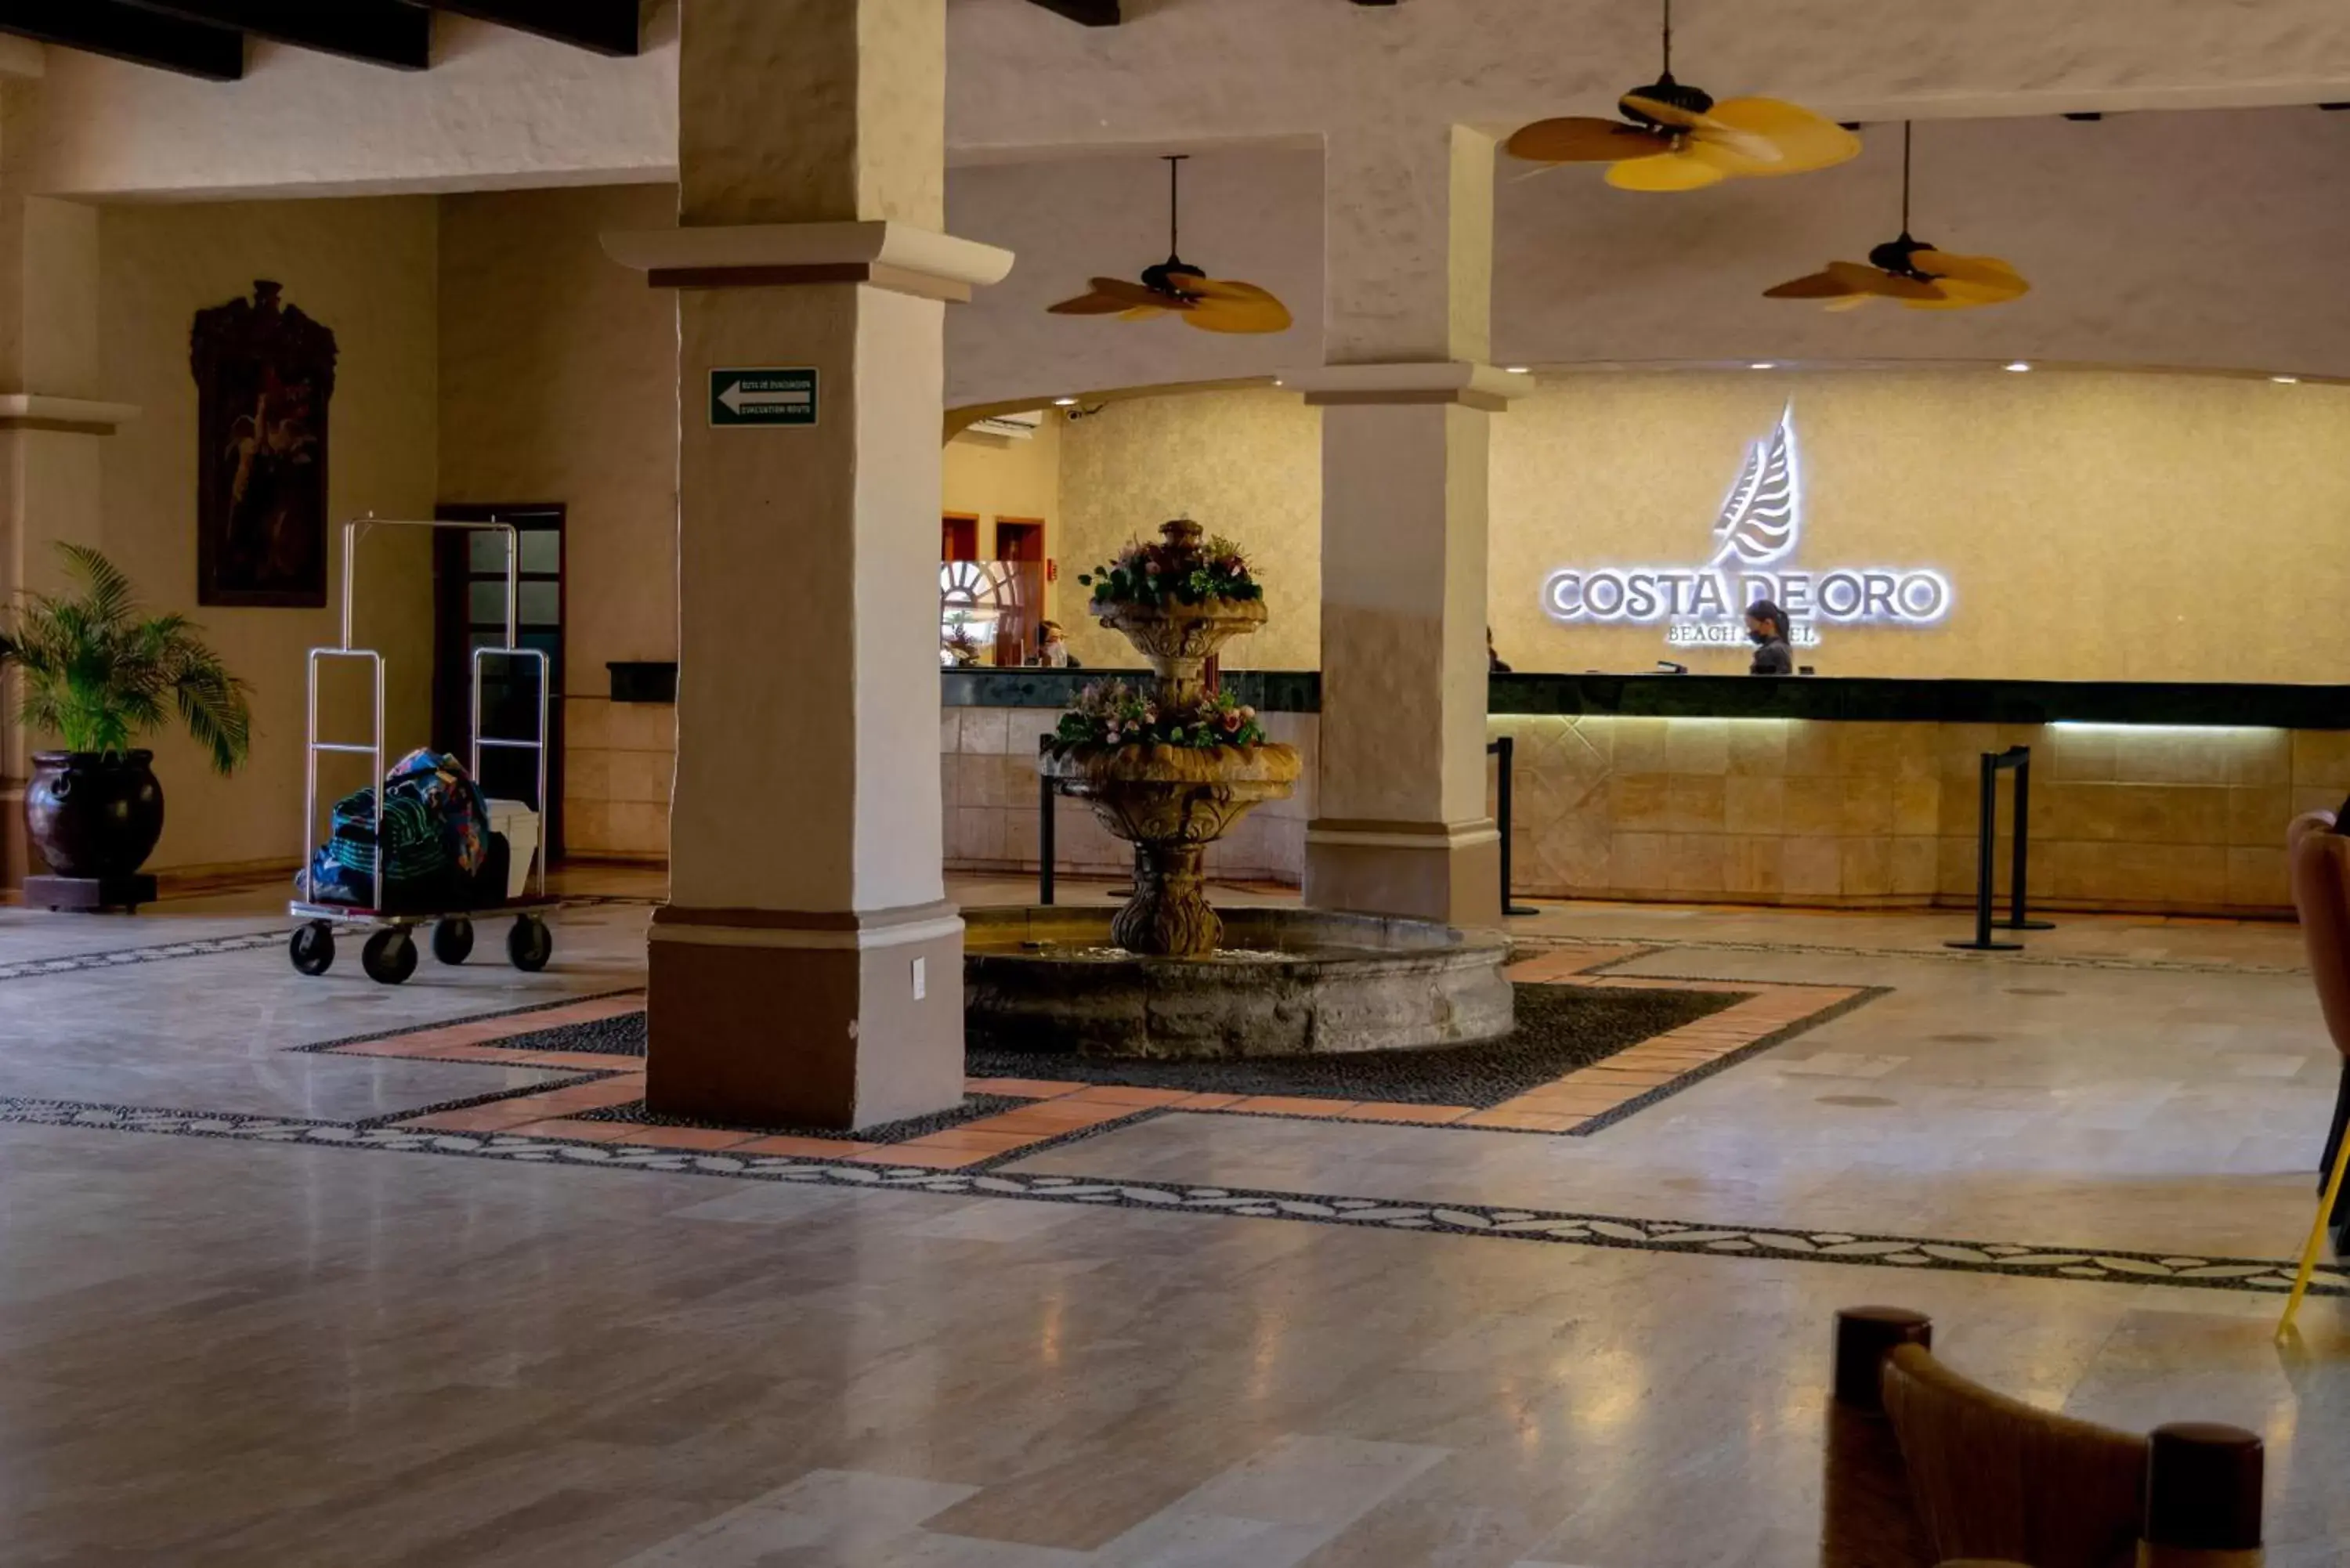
[1708,404,1799,566]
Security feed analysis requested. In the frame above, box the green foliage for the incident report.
[0,544,252,775]
[1045,678,1267,755]
[1078,531,1263,610]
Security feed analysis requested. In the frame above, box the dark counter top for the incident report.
[944,668,2350,729]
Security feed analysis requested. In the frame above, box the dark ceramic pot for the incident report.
[26,750,165,879]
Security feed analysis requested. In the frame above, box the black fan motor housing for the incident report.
[1620,72,1715,126]
[1141,258,1207,298]
[1867,233,1934,278]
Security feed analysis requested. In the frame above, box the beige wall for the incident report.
[1491,370,2350,682]
[1055,388,1321,672]
[1055,371,2350,685]
[99,196,439,873]
[439,182,680,860]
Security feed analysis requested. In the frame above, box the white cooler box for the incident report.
[486,799,541,899]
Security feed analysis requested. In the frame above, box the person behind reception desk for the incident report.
[1036,620,1082,669]
[1745,600,1794,676]
[1488,626,1513,674]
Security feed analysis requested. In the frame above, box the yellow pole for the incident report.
[2277,1125,2350,1340]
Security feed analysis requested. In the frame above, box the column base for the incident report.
[1303,818,1502,928]
[645,901,966,1132]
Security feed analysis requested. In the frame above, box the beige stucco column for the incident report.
[602,0,1010,1129]
[0,179,138,893]
[1291,125,1516,926]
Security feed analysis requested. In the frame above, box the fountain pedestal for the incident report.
[964,516,1513,1059]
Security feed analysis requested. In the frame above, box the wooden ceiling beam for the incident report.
[0,0,242,80]
[119,0,430,70]
[429,0,640,57]
[1022,0,1122,24]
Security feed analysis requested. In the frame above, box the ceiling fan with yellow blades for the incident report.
[1504,0,1859,192]
[1046,156,1293,334]
[1765,122,2030,310]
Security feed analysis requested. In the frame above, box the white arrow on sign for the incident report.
[719,381,812,415]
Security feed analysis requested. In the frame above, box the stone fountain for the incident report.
[1036,518,1300,957]
[964,518,1513,1059]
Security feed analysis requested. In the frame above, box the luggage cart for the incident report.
[288,515,559,985]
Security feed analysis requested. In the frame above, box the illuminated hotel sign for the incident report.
[1540,406,1950,648]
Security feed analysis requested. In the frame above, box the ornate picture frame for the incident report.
[190,280,338,608]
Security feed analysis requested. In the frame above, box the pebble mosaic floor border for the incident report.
[0,1091,2337,1300]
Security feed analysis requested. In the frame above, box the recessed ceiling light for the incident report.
[1504,366,1531,374]
[1053,397,1079,406]
[2272,374,2301,385]
[2004,361,2032,373]
[1749,361,1776,370]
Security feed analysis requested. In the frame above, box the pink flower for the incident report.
[1239,706,1256,721]
[1144,561,1161,575]
[1220,711,1242,732]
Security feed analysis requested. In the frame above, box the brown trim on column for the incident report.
[653,898,958,934]
[646,262,974,303]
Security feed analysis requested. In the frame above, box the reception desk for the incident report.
[942,671,2350,917]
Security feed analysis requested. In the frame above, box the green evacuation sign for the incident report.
[710,367,817,428]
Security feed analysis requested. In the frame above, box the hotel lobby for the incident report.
[2,2,2349,1564]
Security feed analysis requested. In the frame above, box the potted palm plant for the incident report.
[0,544,251,891]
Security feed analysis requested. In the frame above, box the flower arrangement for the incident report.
[1078,526,1262,610]
[1046,678,1266,754]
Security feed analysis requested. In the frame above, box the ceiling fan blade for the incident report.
[1604,151,1727,192]
[1118,305,1171,320]
[1183,278,1295,334]
[1763,269,1857,300]
[1824,260,1943,301]
[1823,293,1876,312]
[1911,251,2031,298]
[1048,276,1179,316]
[1692,99,1863,177]
[1047,291,1131,316]
[1506,116,1673,164]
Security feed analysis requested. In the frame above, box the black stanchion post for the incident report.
[1490,736,1537,917]
[2001,746,2055,931]
[1947,749,2023,951]
[1038,774,1056,906]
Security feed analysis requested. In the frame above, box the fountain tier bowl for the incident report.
[964,906,1514,1060]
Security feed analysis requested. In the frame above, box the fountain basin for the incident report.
[964,905,1514,1059]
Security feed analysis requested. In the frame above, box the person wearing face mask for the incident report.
[1744,599,1794,675]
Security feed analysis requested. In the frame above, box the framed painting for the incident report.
[190,280,338,608]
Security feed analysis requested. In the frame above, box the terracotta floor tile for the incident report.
[965,1077,1087,1099]
[502,1118,641,1143]
[733,1135,876,1158]
[606,1126,761,1151]
[896,1129,1043,1153]
[1330,1102,1473,1124]
[1063,1086,1199,1108]
[1225,1095,1360,1117]
[1457,1109,1582,1132]
[958,1107,1129,1137]
[1171,1093,1250,1110]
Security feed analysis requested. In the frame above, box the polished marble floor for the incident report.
[3,869,2348,1565]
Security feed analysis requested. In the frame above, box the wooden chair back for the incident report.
[1822,1307,2264,1568]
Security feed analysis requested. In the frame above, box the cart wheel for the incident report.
[289,922,335,977]
[432,918,475,966]
[508,914,552,973]
[362,928,418,985]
